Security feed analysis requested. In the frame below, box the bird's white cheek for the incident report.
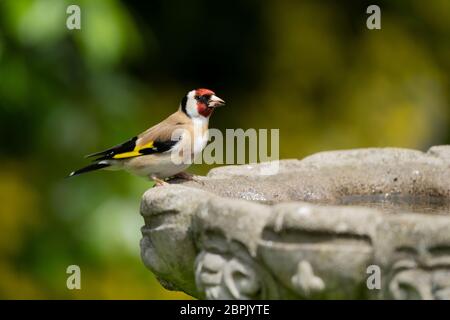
[186,97,199,118]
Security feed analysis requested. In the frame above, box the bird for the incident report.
[69,88,225,186]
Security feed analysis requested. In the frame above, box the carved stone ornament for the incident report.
[140,146,450,299]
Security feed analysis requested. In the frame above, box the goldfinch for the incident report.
[69,88,225,185]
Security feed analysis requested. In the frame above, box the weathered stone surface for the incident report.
[140,146,450,299]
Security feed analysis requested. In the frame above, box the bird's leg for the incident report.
[150,175,168,187]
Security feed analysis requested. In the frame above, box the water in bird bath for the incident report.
[337,193,450,215]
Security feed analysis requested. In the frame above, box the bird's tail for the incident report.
[68,162,110,177]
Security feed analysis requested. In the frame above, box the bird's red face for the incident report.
[181,88,226,118]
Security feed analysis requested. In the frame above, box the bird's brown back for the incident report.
[136,110,195,146]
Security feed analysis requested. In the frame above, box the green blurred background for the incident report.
[0,0,449,299]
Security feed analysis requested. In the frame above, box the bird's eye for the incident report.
[195,95,210,103]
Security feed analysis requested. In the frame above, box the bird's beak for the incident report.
[208,95,226,108]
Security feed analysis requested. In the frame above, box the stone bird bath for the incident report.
[140,146,450,299]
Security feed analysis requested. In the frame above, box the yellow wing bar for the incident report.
[113,141,154,159]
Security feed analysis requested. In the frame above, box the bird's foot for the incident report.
[151,176,168,187]
[172,171,195,181]
[170,172,205,185]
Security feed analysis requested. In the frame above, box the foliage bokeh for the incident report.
[0,0,449,299]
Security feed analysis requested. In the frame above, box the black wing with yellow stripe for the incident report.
[69,137,179,177]
[86,137,178,161]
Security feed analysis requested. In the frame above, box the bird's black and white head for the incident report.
[180,88,225,119]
